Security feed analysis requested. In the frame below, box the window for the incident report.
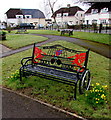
[63,22,68,25]
[25,15,32,19]
[92,19,97,24]
[58,22,61,25]
[69,21,73,24]
[76,21,78,25]
[100,20,107,24]
[68,21,74,25]
[91,9,98,14]
[26,16,29,18]
[63,13,68,17]
[101,8,108,13]
[86,20,89,25]
[56,13,61,17]
[16,15,23,19]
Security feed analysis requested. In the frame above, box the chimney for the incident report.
[67,4,70,8]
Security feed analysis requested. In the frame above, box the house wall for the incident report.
[24,18,46,27]
[6,18,46,27]
[6,19,20,26]
[74,11,85,24]
[85,12,111,25]
[53,10,85,27]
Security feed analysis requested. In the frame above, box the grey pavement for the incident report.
[0,44,11,54]
[2,88,82,119]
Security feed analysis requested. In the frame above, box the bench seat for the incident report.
[21,63,79,83]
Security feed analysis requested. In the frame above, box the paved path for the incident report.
[2,88,83,119]
[0,44,11,54]
[0,34,111,59]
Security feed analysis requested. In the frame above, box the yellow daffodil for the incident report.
[96,83,100,86]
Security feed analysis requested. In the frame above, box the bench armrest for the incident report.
[76,66,86,80]
[21,57,32,66]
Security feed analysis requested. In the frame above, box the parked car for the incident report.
[19,23,35,29]
[38,24,44,29]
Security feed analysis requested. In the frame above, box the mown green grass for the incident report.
[73,31,110,45]
[2,41,110,119]
[28,29,110,45]
[2,30,110,46]
[0,34,48,49]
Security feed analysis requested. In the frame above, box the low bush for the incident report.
[85,83,108,107]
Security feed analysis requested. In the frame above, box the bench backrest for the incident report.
[32,43,90,72]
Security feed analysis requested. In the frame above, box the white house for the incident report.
[52,4,85,27]
[5,8,46,28]
[85,2,111,26]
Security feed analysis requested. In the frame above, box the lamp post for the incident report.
[105,23,108,33]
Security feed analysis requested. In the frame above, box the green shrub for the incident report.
[85,83,108,107]
[8,70,20,81]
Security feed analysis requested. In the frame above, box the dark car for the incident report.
[19,23,35,29]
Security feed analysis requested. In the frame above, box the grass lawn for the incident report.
[0,34,48,49]
[27,29,110,45]
[2,40,110,119]
[2,30,110,46]
[73,31,110,45]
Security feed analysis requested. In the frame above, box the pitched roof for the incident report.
[21,9,45,18]
[6,8,22,18]
[85,2,111,14]
[6,8,45,18]
[52,6,84,17]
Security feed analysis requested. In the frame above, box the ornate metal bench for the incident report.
[20,43,91,100]
[61,29,73,36]
[16,29,27,34]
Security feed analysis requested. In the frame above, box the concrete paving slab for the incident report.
[0,44,11,54]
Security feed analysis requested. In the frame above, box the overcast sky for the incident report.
[0,0,89,22]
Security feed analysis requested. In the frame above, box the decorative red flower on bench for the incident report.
[55,49,63,56]
[68,53,86,72]
[33,47,46,63]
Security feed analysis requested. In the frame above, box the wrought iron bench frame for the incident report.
[16,29,27,34]
[61,29,73,36]
[19,43,91,100]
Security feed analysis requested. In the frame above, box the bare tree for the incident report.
[44,0,60,29]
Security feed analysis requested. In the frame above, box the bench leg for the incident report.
[74,83,77,100]
[19,68,22,82]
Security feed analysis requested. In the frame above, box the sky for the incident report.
[0,0,90,22]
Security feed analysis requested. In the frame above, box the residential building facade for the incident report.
[5,8,46,28]
[85,2,111,26]
[52,5,85,27]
